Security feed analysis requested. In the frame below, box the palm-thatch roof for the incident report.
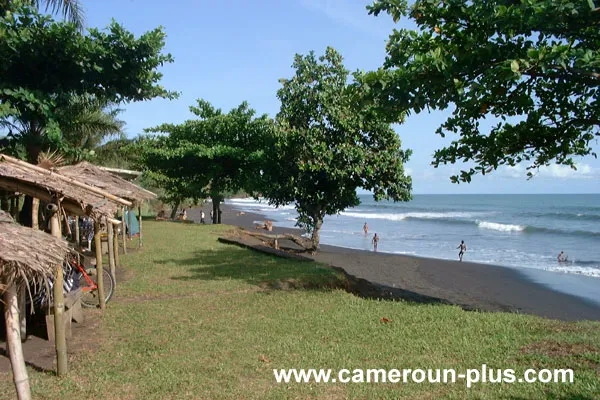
[0,211,70,289]
[0,154,130,219]
[59,162,156,206]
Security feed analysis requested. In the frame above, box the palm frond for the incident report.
[34,0,85,30]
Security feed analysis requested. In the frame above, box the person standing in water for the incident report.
[557,251,568,262]
[372,233,379,252]
[363,222,368,235]
[457,240,467,261]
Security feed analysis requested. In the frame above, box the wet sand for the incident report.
[188,205,600,321]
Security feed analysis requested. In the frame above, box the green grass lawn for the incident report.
[2,221,599,399]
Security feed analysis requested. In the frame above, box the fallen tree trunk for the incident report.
[242,230,313,251]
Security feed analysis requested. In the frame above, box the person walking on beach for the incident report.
[363,222,368,235]
[372,233,379,252]
[457,240,467,262]
[200,210,206,224]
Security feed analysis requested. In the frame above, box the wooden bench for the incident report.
[45,289,83,341]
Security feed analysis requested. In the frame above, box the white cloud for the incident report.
[500,163,597,180]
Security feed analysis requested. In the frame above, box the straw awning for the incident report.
[59,162,156,206]
[0,211,69,288]
[0,154,131,219]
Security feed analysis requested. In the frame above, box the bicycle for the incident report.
[69,253,115,308]
[31,251,115,309]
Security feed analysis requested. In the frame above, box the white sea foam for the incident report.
[341,212,408,221]
[546,266,600,278]
[340,211,483,221]
[477,221,525,232]
[227,198,295,211]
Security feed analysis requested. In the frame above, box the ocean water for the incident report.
[227,194,600,280]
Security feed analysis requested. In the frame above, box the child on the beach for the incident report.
[372,233,379,252]
[363,222,368,235]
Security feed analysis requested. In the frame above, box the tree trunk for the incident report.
[311,217,323,251]
[211,196,223,224]
[4,284,32,400]
[170,199,181,220]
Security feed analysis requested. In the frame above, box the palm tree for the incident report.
[1,0,84,30]
[56,95,125,156]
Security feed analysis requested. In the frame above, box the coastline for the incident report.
[187,204,600,321]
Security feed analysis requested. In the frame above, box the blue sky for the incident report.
[83,0,600,194]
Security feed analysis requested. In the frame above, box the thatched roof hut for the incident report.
[1,210,71,399]
[59,161,156,206]
[0,211,69,289]
[0,154,131,219]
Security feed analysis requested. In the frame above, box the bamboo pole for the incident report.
[94,221,106,309]
[50,211,67,376]
[10,195,18,220]
[107,221,116,288]
[18,284,26,338]
[4,284,32,400]
[113,221,120,268]
[31,198,39,230]
[138,204,143,249]
[0,154,132,206]
[121,207,127,255]
[74,215,80,248]
[0,179,87,217]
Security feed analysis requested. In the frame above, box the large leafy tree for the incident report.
[361,0,600,182]
[0,3,175,162]
[262,47,412,250]
[140,100,272,223]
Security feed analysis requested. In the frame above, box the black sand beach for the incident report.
[187,205,600,321]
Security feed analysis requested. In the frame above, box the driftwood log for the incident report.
[242,230,313,251]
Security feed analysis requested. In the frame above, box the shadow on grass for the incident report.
[163,245,458,308]
[165,248,341,290]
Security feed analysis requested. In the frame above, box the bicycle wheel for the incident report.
[80,268,115,308]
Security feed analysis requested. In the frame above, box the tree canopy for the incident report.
[262,47,412,249]
[361,0,600,182]
[139,99,272,222]
[0,3,175,161]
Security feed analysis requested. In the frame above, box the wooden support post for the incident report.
[10,195,19,220]
[138,204,143,249]
[121,207,127,255]
[94,221,106,309]
[50,211,67,376]
[31,198,39,230]
[4,284,32,400]
[107,221,116,288]
[18,284,26,339]
[113,221,120,268]
[74,215,80,248]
